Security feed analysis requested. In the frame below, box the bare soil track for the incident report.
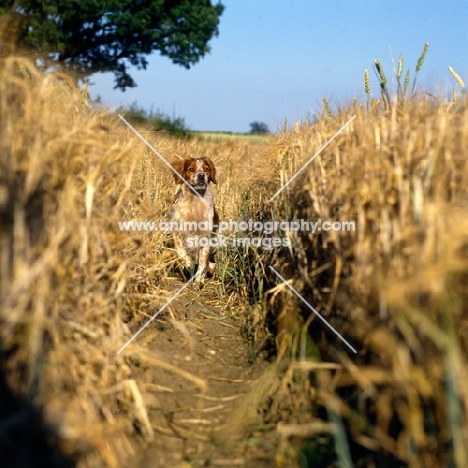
[126,279,274,468]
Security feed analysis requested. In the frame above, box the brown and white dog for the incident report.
[169,157,219,283]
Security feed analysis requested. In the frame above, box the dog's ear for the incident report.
[171,159,187,184]
[204,158,217,185]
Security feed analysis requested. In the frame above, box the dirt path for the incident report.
[128,279,275,468]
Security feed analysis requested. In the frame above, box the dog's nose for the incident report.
[197,173,205,180]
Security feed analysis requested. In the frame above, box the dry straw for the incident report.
[0,57,157,466]
[261,93,468,466]
[0,55,278,467]
[1,41,468,468]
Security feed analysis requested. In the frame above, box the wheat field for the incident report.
[1,57,467,467]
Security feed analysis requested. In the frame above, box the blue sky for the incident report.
[89,0,468,133]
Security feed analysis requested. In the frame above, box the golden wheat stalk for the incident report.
[373,59,390,104]
[323,97,333,117]
[411,42,429,93]
[404,69,410,93]
[416,42,429,72]
[448,66,465,88]
[397,55,403,80]
[374,59,387,89]
[364,69,371,97]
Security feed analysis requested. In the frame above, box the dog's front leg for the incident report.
[174,235,192,269]
[194,243,210,284]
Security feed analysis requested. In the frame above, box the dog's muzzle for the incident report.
[192,174,207,189]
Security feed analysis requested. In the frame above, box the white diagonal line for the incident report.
[269,266,357,353]
[118,114,206,202]
[268,115,356,202]
[117,275,197,354]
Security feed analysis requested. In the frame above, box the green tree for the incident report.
[0,0,224,89]
[249,121,269,134]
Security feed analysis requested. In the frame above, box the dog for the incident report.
[169,157,219,283]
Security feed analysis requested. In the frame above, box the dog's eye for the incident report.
[204,168,209,173]
[189,168,195,172]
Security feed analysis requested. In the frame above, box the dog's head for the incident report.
[171,158,217,190]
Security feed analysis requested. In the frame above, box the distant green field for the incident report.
[191,131,270,143]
